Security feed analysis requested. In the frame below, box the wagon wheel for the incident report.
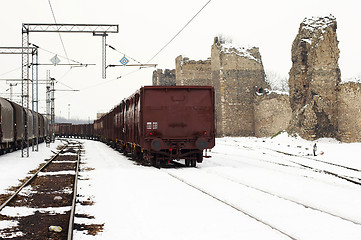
[191,159,196,167]
[153,155,161,168]
[185,159,190,167]
[155,159,161,168]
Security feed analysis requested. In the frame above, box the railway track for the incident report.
[0,140,81,240]
[213,142,361,186]
[162,162,361,239]
[221,139,361,171]
[163,165,297,240]
[201,165,361,225]
[249,144,361,186]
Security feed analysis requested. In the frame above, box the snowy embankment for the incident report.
[1,134,361,240]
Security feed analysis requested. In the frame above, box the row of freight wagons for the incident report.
[55,86,216,167]
[0,97,50,154]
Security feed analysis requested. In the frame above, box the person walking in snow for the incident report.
[313,143,317,156]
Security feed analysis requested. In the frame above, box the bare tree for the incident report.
[265,69,289,92]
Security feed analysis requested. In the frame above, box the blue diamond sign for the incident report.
[120,56,129,66]
[50,55,61,66]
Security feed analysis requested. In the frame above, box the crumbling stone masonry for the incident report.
[211,37,270,136]
[175,56,212,86]
[152,69,176,86]
[152,38,293,138]
[288,15,341,140]
[337,82,361,142]
[254,93,292,138]
[151,15,361,142]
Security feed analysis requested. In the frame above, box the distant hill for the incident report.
[55,116,93,124]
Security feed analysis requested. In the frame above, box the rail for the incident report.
[67,144,81,240]
[0,144,67,212]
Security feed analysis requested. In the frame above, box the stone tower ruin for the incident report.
[288,15,341,140]
[152,69,176,86]
[175,56,212,86]
[211,37,269,136]
[151,16,361,142]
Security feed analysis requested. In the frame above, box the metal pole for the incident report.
[34,47,39,151]
[68,104,70,121]
[46,70,50,120]
[46,70,51,143]
[9,83,14,101]
[102,34,107,79]
[31,49,35,151]
[51,78,55,142]
[21,29,30,157]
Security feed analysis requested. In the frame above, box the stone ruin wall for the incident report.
[287,15,361,142]
[156,37,290,138]
[254,93,292,138]
[288,15,341,140]
[337,82,361,142]
[175,56,212,86]
[152,16,361,142]
[152,69,176,86]
[211,37,270,136]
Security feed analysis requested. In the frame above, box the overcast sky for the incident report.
[0,0,360,121]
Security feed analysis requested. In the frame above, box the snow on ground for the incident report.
[0,141,62,195]
[75,140,288,240]
[1,134,361,239]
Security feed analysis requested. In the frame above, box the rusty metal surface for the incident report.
[142,86,215,139]
[135,86,216,152]
[38,114,45,138]
[26,109,34,139]
[0,97,14,142]
[10,101,25,141]
[55,86,216,164]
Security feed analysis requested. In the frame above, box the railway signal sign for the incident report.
[50,55,61,66]
[120,56,129,66]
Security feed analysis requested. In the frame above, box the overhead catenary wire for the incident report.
[107,44,142,64]
[56,68,143,101]
[32,44,83,65]
[79,68,142,92]
[147,0,212,63]
[0,66,22,77]
[56,70,76,90]
[48,0,71,66]
[30,44,92,90]
[47,0,79,92]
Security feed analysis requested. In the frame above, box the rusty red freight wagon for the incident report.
[124,86,215,167]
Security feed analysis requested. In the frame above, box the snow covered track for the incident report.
[163,168,297,239]
[243,143,361,186]
[163,166,361,239]
[202,166,361,226]
[200,137,361,239]
[214,139,361,185]
[2,136,359,239]
[74,137,361,239]
[0,141,81,239]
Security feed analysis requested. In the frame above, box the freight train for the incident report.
[56,86,216,167]
[0,97,50,155]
